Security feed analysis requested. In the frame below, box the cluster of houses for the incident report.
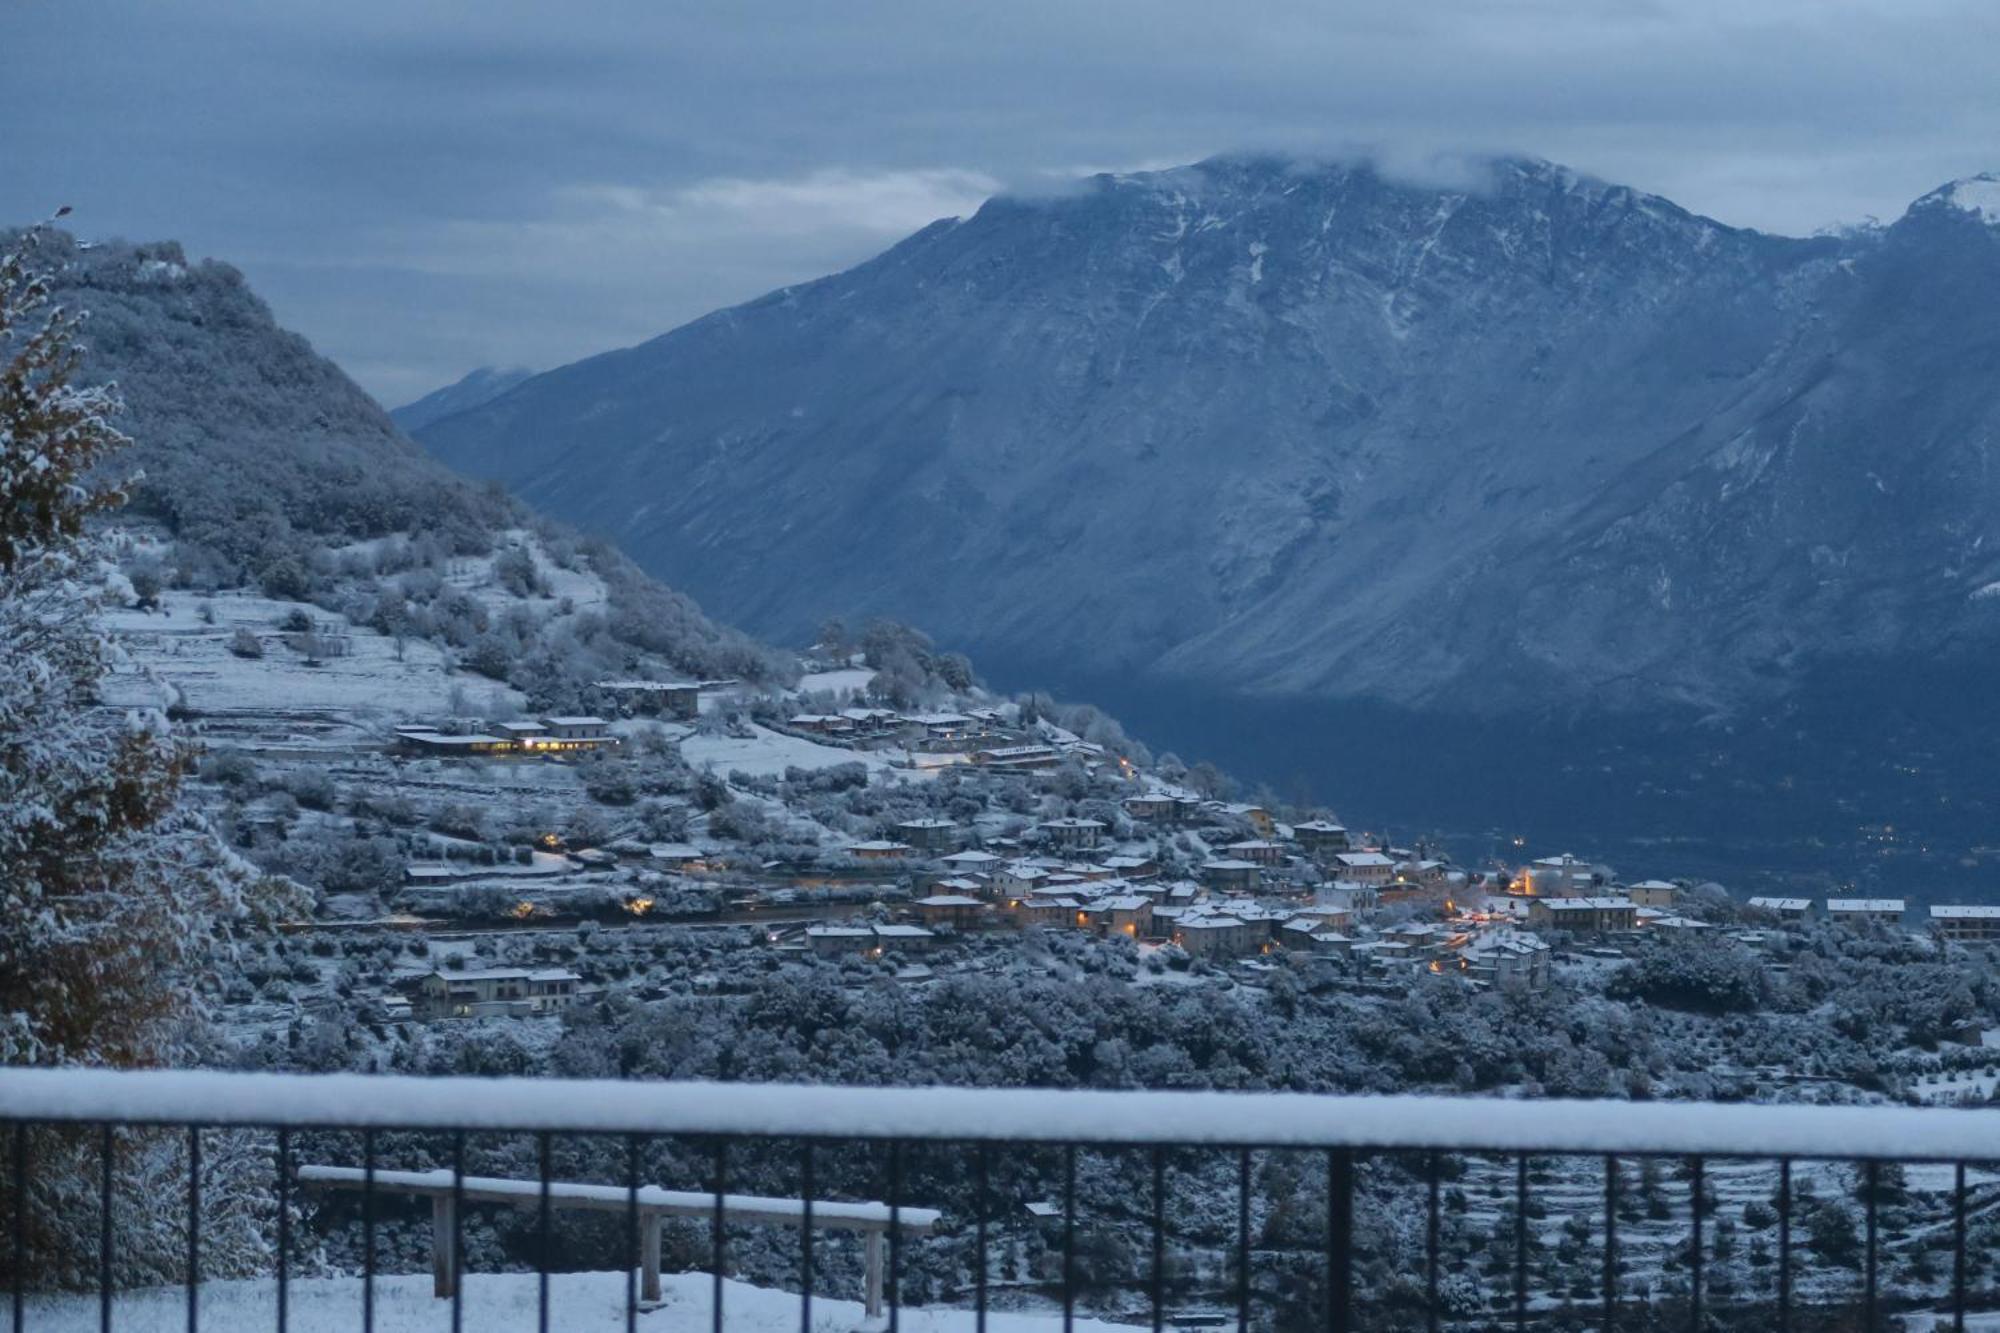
[391,679,715,759]
[787,805,1580,991]
[1747,896,2000,941]
[786,707,1010,751]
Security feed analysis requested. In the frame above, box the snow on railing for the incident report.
[2,1066,1998,1159]
[6,1068,2000,1330]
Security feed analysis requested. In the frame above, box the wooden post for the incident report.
[641,1211,663,1305]
[864,1228,885,1319]
[431,1195,456,1298]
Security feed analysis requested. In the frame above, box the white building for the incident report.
[1825,898,1905,928]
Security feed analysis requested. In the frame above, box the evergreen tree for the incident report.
[0,221,288,1287]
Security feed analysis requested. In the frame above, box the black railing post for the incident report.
[1954,1161,1967,1333]
[276,1127,290,1333]
[362,1127,376,1333]
[187,1126,201,1333]
[1514,1154,1528,1331]
[536,1131,552,1333]
[1062,1144,1076,1333]
[975,1142,990,1333]
[712,1137,728,1333]
[622,1135,639,1333]
[1425,1151,1440,1333]
[888,1138,903,1332]
[1327,1149,1353,1333]
[1236,1148,1252,1333]
[799,1140,814,1333]
[1777,1157,1791,1331]
[100,1123,113,1333]
[1602,1154,1618,1333]
[1688,1155,1704,1331]
[12,1123,25,1333]
[1150,1145,1167,1333]
[451,1129,465,1333]
[1864,1159,1879,1333]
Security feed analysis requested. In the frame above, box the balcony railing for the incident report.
[1,1067,1996,1330]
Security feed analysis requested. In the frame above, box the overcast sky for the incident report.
[7,0,1998,406]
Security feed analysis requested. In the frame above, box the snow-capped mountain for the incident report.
[410,155,2000,725]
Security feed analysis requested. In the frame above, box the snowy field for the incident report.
[24,1271,1131,1332]
[98,588,518,722]
[798,667,877,696]
[681,724,951,783]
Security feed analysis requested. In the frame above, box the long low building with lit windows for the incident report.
[394,715,619,757]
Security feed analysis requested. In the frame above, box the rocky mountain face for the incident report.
[390,365,535,434]
[413,157,2000,725]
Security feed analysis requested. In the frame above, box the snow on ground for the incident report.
[1910,1067,2000,1105]
[98,588,518,722]
[25,1271,1134,1332]
[442,528,610,617]
[798,667,877,696]
[682,724,897,779]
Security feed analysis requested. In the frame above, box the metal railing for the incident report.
[1,1067,1996,1330]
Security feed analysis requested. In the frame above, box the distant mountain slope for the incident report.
[390,365,534,434]
[413,156,2000,721]
[30,231,785,692]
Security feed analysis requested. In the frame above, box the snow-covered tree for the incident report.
[0,222,289,1287]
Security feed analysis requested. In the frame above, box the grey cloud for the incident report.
[5,0,1996,403]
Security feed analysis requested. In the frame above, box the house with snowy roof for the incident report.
[1122,791,1200,823]
[1171,913,1265,960]
[1080,894,1153,938]
[538,716,616,749]
[1459,933,1551,992]
[1291,820,1351,857]
[871,923,937,954]
[1825,898,1906,928]
[913,894,989,930]
[412,967,584,1021]
[1280,918,1353,956]
[848,840,915,861]
[805,926,875,956]
[1625,880,1680,908]
[1013,896,1086,929]
[592,679,701,719]
[1746,896,1811,921]
[1039,817,1107,851]
[1929,905,2000,942]
[893,817,961,854]
[1223,839,1288,867]
[1200,858,1261,894]
[1526,896,1638,933]
[1333,851,1395,887]
[970,744,1060,769]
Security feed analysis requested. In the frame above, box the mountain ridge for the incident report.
[390,364,536,434]
[413,152,2000,722]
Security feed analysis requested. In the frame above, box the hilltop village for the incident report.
[89,530,2000,1082]
[299,676,2000,1027]
[56,521,2000,1320]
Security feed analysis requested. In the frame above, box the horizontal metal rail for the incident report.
[297,1164,940,1229]
[299,1165,937,1314]
[3,1067,1999,1159]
